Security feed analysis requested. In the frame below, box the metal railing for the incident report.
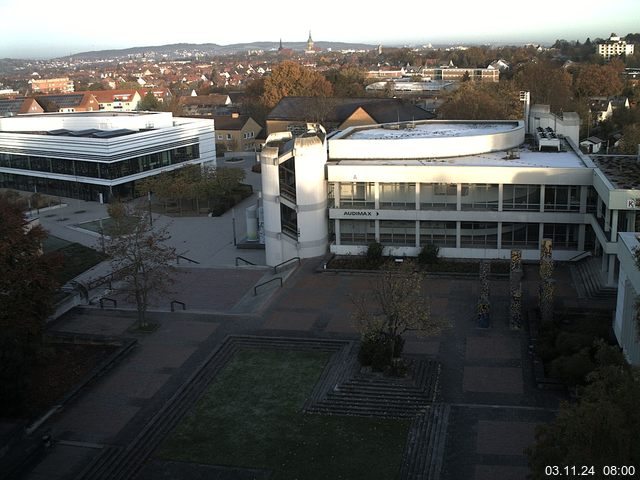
[273,257,301,274]
[568,251,592,262]
[254,277,283,296]
[170,300,186,312]
[177,254,200,265]
[99,297,117,309]
[235,256,256,266]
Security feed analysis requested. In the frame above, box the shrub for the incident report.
[358,329,393,371]
[365,242,384,266]
[417,243,439,265]
[549,348,595,385]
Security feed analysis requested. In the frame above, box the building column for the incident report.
[334,182,340,208]
[539,184,545,212]
[375,219,380,242]
[578,224,586,251]
[374,182,380,210]
[608,254,616,286]
[416,220,421,248]
[628,212,636,232]
[456,183,462,211]
[579,185,588,214]
[538,222,545,251]
[498,184,503,212]
[611,210,619,240]
[334,219,341,246]
[415,183,420,211]
[456,221,461,248]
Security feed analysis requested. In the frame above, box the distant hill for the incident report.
[60,41,378,61]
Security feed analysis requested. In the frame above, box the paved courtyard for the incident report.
[17,257,576,480]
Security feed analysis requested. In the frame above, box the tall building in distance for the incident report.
[598,33,634,59]
[30,77,75,94]
[305,31,315,54]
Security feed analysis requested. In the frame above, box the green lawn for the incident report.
[158,348,410,480]
[74,217,137,235]
[43,236,107,284]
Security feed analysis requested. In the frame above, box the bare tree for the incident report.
[106,204,176,329]
[352,265,448,367]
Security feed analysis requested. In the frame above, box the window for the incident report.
[380,220,415,246]
[340,220,375,245]
[501,223,539,249]
[461,184,499,211]
[226,134,232,140]
[379,183,415,209]
[544,185,580,212]
[420,183,456,210]
[217,134,223,140]
[420,221,456,247]
[543,224,578,249]
[280,204,298,239]
[503,185,540,211]
[339,182,375,209]
[460,222,498,248]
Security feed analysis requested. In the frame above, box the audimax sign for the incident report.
[343,211,380,216]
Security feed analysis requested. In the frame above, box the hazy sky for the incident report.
[1,0,639,59]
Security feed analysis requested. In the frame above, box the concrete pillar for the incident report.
[416,220,421,247]
[579,185,588,214]
[628,212,636,232]
[375,219,380,242]
[578,224,586,251]
[538,222,545,250]
[334,219,341,246]
[608,254,616,286]
[456,221,461,248]
[334,182,340,208]
[456,183,462,211]
[497,222,503,250]
[415,183,421,210]
[498,184,503,212]
[539,184,545,212]
[374,182,380,209]
[611,210,619,240]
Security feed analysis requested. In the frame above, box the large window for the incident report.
[544,185,580,212]
[340,220,376,245]
[420,221,456,247]
[279,157,296,201]
[379,183,415,210]
[280,204,298,239]
[461,184,499,211]
[503,184,540,211]
[501,223,539,249]
[380,220,416,246]
[339,182,375,209]
[460,222,498,248]
[420,183,457,210]
[543,224,578,249]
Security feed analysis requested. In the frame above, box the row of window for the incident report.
[339,220,580,249]
[333,182,591,212]
[0,145,199,180]
[216,131,256,141]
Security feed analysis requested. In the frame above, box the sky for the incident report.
[1,0,639,59]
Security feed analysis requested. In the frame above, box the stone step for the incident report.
[306,404,422,418]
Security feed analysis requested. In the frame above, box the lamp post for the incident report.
[148,191,153,226]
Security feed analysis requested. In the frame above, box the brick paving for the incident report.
[19,260,589,480]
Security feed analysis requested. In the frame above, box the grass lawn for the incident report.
[74,216,137,235]
[158,348,410,480]
[43,235,108,284]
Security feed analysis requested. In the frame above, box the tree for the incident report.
[573,64,624,98]
[439,81,522,120]
[0,198,59,413]
[514,61,573,112]
[106,204,176,329]
[351,265,448,370]
[261,61,333,108]
[137,91,160,111]
[324,66,366,97]
[527,365,640,478]
[619,124,640,154]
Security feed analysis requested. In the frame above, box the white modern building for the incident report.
[260,108,640,288]
[598,34,634,59]
[0,111,216,202]
[614,232,640,365]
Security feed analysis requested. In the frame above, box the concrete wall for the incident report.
[615,232,640,365]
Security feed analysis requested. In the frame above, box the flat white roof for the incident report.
[345,122,518,140]
[331,144,588,169]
